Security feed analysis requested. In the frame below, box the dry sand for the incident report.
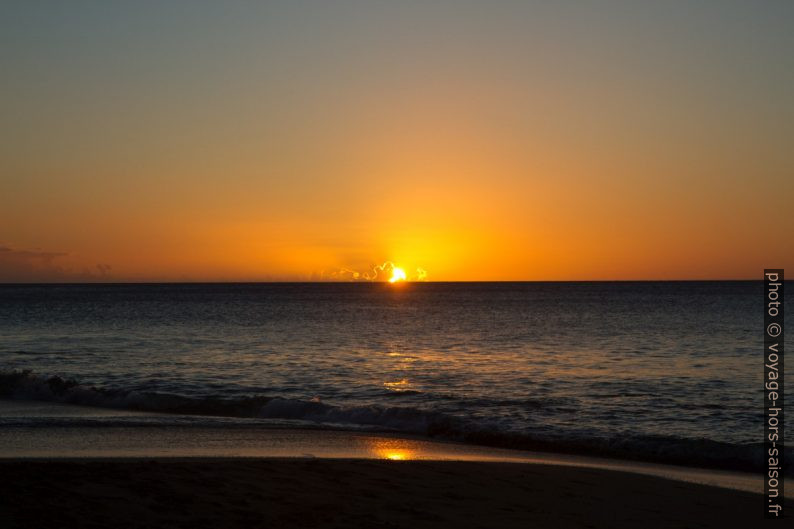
[0,458,786,528]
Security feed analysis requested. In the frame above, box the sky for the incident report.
[1,1,792,281]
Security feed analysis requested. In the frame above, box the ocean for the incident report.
[0,282,789,471]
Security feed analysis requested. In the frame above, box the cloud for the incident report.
[312,261,428,282]
[0,245,112,283]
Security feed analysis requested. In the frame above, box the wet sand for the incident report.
[0,458,786,529]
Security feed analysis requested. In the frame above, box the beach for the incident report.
[4,401,785,528]
[0,457,785,529]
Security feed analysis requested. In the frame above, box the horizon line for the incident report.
[0,278,783,286]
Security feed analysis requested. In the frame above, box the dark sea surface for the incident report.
[1,282,790,471]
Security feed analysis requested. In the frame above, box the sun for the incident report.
[389,267,407,283]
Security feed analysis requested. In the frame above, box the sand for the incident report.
[0,458,786,529]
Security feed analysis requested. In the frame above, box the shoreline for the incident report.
[1,399,789,499]
[2,425,790,499]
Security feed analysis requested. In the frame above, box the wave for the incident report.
[0,369,789,475]
[0,370,464,435]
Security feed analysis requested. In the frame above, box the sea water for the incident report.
[0,282,790,471]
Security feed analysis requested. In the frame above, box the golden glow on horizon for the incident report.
[389,267,407,283]
[1,3,791,282]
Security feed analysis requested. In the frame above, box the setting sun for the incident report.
[389,267,407,283]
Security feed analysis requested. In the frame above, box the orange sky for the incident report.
[1,2,792,281]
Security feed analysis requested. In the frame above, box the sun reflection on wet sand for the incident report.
[367,438,419,461]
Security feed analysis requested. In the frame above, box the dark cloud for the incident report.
[0,245,112,283]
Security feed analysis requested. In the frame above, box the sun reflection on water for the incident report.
[383,378,410,390]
